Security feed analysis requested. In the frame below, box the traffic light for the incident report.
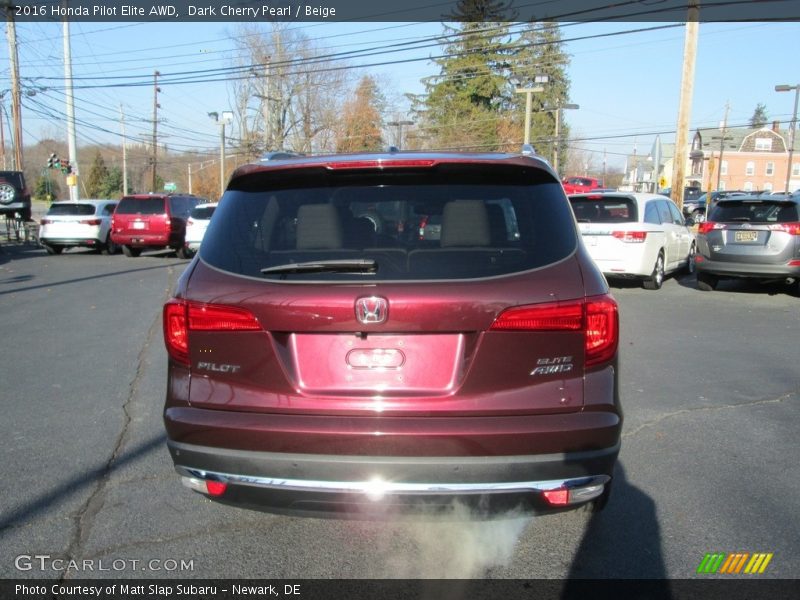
[61,160,72,174]
[47,153,58,169]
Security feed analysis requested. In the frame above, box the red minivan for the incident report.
[111,194,205,258]
[162,151,621,518]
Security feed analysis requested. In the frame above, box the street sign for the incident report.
[164,182,177,192]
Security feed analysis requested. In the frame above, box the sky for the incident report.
[0,17,798,172]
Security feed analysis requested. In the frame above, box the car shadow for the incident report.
[0,241,46,265]
[0,432,166,534]
[0,262,181,297]
[562,463,672,594]
[674,272,798,296]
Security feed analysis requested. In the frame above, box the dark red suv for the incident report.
[112,194,204,257]
[163,151,621,517]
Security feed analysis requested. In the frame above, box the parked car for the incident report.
[182,202,218,258]
[163,150,622,518]
[695,195,800,294]
[39,199,118,255]
[111,193,205,258]
[562,176,602,194]
[0,170,31,221]
[683,191,747,221]
[569,192,696,290]
[659,186,703,205]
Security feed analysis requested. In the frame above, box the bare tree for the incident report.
[229,24,351,155]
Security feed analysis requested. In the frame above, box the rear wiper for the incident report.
[261,258,377,275]
[729,217,751,221]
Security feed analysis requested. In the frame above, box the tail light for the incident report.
[611,231,647,243]
[41,218,52,225]
[79,218,102,225]
[768,222,800,235]
[698,222,726,234]
[490,294,618,368]
[326,159,437,170]
[187,218,195,226]
[163,299,262,367]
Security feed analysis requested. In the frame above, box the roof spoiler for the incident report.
[260,151,304,162]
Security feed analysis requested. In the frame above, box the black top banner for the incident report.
[4,579,800,600]
[2,0,799,23]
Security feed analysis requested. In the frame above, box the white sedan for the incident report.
[39,199,118,255]
[182,202,218,258]
[569,192,696,290]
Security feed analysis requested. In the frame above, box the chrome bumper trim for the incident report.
[176,466,609,497]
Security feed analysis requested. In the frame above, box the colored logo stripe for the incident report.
[697,552,773,574]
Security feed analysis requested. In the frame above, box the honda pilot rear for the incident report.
[162,152,622,517]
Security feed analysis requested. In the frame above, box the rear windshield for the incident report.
[201,165,576,281]
[169,196,200,218]
[709,200,798,223]
[46,203,97,216]
[115,197,166,215]
[191,205,216,220]
[569,196,637,223]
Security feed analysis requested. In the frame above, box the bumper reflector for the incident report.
[181,476,227,497]
[542,482,605,506]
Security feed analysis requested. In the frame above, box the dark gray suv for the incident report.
[0,170,31,221]
[695,194,800,293]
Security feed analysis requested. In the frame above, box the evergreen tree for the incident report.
[505,22,572,166]
[101,166,124,198]
[34,175,60,202]
[85,151,110,198]
[750,103,768,128]
[412,2,513,150]
[336,76,384,153]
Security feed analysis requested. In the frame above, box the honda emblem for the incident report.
[355,296,388,325]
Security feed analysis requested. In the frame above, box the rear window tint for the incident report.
[570,197,637,223]
[710,201,798,223]
[169,196,200,218]
[201,166,576,281]
[116,197,166,215]
[191,206,216,220]
[46,203,96,216]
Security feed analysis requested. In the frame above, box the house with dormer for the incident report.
[692,122,799,193]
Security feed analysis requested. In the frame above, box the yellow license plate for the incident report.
[734,231,758,242]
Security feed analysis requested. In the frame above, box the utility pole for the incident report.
[151,71,160,193]
[775,84,799,193]
[551,104,579,176]
[387,120,413,149]
[63,20,78,200]
[209,111,233,197]
[0,96,5,169]
[6,11,23,170]
[514,75,549,146]
[715,101,730,191]
[120,104,128,196]
[671,1,700,212]
[187,163,192,194]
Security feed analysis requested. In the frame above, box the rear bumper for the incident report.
[697,258,800,279]
[111,232,179,248]
[39,236,103,247]
[169,441,619,517]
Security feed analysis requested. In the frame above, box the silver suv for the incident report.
[695,194,800,294]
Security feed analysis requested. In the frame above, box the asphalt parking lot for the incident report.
[0,241,797,582]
